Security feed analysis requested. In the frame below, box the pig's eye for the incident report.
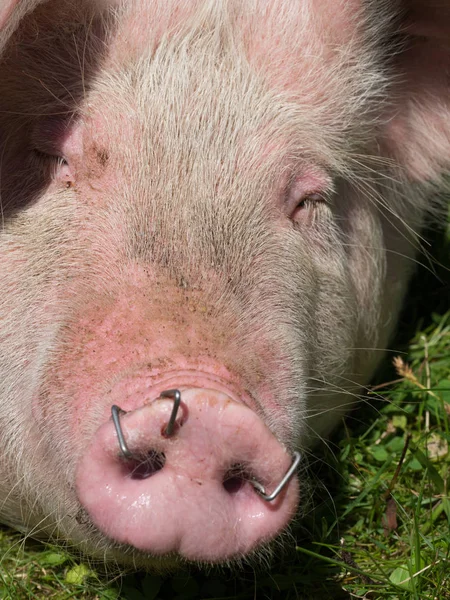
[283,171,333,226]
[286,191,329,226]
[31,148,74,184]
[32,148,67,165]
[31,117,76,185]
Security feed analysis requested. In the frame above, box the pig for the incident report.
[0,0,449,570]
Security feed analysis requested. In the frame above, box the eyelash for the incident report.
[286,187,331,227]
[32,149,68,165]
[295,193,327,209]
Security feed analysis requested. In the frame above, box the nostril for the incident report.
[124,450,166,480]
[222,463,251,495]
[223,475,245,494]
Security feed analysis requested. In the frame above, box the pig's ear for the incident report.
[0,0,45,54]
[382,1,450,181]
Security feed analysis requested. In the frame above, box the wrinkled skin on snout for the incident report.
[0,0,449,569]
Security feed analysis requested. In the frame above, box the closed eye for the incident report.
[32,148,68,165]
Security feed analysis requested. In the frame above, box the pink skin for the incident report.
[76,388,298,561]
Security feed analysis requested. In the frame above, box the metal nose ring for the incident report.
[159,389,181,436]
[251,451,301,501]
[111,404,133,459]
[111,388,182,459]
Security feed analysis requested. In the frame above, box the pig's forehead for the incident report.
[94,0,388,169]
[110,0,370,64]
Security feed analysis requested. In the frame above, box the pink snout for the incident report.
[76,388,299,562]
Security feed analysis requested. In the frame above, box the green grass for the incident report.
[1,222,449,599]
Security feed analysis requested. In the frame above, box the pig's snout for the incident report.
[76,388,299,562]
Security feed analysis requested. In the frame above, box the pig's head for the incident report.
[0,0,449,569]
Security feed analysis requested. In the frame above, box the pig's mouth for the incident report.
[74,384,300,564]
